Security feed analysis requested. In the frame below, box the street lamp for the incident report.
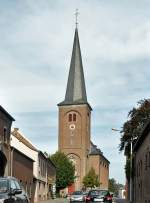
[111,128,133,202]
[111,128,120,132]
[130,137,133,203]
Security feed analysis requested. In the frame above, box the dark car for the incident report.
[0,177,29,203]
[86,189,113,203]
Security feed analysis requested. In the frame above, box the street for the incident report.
[114,198,129,203]
[39,198,129,203]
[40,199,70,203]
[39,198,69,203]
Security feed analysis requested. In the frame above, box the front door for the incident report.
[0,151,7,176]
[68,183,75,193]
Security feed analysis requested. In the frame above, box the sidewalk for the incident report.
[113,198,130,203]
[38,198,68,203]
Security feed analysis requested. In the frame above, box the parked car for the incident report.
[66,193,72,200]
[86,189,113,203]
[83,191,88,201]
[0,177,29,203]
[70,191,85,202]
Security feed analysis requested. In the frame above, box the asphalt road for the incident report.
[38,198,129,203]
[38,198,69,203]
[114,198,129,203]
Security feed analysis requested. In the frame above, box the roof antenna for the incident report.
[75,9,79,28]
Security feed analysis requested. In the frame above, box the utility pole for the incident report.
[130,138,133,203]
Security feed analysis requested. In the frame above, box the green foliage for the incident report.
[119,99,150,180]
[108,178,116,194]
[82,167,100,189]
[120,99,150,156]
[49,151,75,192]
[108,178,124,196]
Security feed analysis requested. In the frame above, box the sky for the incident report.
[1,0,150,184]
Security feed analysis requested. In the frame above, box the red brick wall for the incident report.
[12,148,34,201]
[58,104,91,190]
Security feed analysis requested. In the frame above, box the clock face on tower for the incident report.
[63,111,82,147]
[69,124,75,141]
[69,124,75,130]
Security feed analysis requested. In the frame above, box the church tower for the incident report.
[58,28,92,190]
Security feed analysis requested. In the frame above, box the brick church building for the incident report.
[58,27,109,191]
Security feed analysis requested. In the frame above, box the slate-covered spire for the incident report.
[58,28,91,108]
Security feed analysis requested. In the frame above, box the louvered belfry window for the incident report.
[73,114,76,121]
[68,113,77,122]
[69,114,72,122]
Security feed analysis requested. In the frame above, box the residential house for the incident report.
[11,146,34,200]
[132,121,150,203]
[11,128,56,202]
[0,105,15,176]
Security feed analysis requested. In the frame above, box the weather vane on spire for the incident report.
[75,9,79,28]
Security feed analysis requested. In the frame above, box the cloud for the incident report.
[1,0,150,184]
[12,111,58,154]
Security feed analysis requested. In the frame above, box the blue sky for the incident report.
[1,0,150,184]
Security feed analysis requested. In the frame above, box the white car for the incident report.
[70,191,85,202]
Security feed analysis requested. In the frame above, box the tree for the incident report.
[82,167,100,189]
[108,178,124,196]
[119,99,150,179]
[49,151,75,192]
[120,99,150,155]
[108,178,117,194]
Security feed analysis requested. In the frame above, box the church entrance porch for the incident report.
[68,183,75,194]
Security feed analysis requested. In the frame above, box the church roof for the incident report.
[90,141,103,155]
[58,28,92,110]
[90,141,110,164]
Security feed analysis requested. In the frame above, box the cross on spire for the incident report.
[58,14,92,110]
[75,9,79,28]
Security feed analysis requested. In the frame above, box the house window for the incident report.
[29,183,32,198]
[149,151,150,167]
[25,182,27,193]
[145,154,148,170]
[140,160,142,175]
[3,128,7,143]
[138,161,140,176]
[136,165,138,177]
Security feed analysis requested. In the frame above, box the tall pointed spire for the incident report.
[58,28,91,109]
[65,28,87,103]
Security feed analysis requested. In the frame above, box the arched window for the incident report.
[69,114,72,122]
[149,151,150,167]
[140,160,142,175]
[68,113,77,122]
[73,114,76,121]
[145,153,148,170]
[3,128,7,143]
